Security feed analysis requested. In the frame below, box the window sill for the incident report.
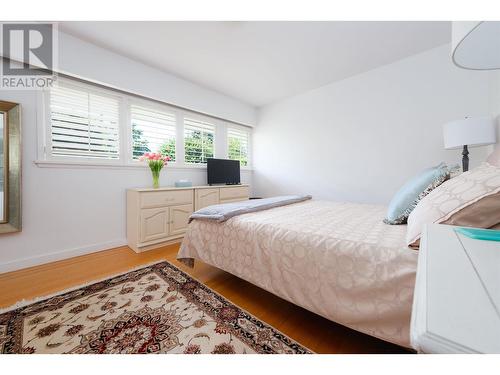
[33,159,254,171]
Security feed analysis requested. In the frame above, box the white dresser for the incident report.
[411,224,500,353]
[127,185,249,252]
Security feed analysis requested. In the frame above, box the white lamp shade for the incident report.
[443,117,496,150]
[452,21,500,70]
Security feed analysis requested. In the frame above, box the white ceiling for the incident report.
[60,21,451,107]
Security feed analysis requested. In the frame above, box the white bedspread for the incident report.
[178,200,418,348]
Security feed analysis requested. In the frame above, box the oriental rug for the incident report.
[0,261,311,354]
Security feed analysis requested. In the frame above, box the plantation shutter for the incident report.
[227,127,249,166]
[184,117,215,164]
[50,84,120,159]
[130,104,176,161]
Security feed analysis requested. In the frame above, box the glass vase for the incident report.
[151,169,160,189]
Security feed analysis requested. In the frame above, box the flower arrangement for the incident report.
[139,152,172,189]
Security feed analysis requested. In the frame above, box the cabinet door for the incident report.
[140,207,169,243]
[195,188,220,210]
[219,186,249,201]
[169,204,193,236]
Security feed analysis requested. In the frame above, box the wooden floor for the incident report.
[0,243,409,354]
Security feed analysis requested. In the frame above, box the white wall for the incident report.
[488,71,500,155]
[254,44,493,204]
[0,32,255,273]
[57,32,256,127]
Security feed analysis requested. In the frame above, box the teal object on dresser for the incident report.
[455,227,500,242]
[174,180,192,188]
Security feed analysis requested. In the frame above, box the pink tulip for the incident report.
[139,152,172,165]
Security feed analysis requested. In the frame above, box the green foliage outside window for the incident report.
[158,139,176,161]
[132,126,249,166]
[228,137,248,166]
[132,124,150,159]
[184,130,214,164]
[132,123,176,161]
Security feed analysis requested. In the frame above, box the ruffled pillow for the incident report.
[384,163,457,225]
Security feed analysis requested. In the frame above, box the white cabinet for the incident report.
[127,188,194,253]
[195,188,219,210]
[169,204,193,236]
[219,186,249,203]
[140,190,193,209]
[127,184,249,253]
[139,207,169,243]
[411,224,500,353]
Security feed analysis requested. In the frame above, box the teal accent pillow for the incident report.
[384,163,453,225]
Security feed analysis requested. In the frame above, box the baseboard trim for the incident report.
[0,239,128,274]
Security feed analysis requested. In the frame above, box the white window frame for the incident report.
[39,78,125,166]
[127,96,180,167]
[226,123,252,169]
[182,112,217,167]
[35,76,253,170]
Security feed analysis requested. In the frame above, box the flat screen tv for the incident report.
[207,158,241,185]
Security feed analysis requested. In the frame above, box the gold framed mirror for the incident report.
[0,101,21,234]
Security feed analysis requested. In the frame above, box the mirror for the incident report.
[0,101,21,234]
[0,112,4,222]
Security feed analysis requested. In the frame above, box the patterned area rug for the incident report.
[0,261,311,354]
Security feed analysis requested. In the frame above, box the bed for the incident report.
[177,199,418,348]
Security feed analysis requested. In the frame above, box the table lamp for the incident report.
[443,117,496,172]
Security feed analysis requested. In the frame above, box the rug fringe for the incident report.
[0,260,166,314]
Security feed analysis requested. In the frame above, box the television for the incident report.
[207,158,241,185]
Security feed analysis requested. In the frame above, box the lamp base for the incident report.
[462,145,469,172]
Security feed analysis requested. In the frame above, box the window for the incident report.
[184,117,215,164]
[227,127,250,166]
[43,77,251,168]
[49,83,120,159]
[130,104,176,161]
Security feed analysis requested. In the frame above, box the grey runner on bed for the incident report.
[189,195,312,223]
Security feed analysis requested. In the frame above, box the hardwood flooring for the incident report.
[0,243,409,354]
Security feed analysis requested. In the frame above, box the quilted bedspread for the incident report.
[178,200,418,348]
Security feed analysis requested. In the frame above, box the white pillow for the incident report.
[406,162,500,247]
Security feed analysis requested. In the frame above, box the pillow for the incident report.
[406,162,500,247]
[384,163,453,225]
[442,191,500,228]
